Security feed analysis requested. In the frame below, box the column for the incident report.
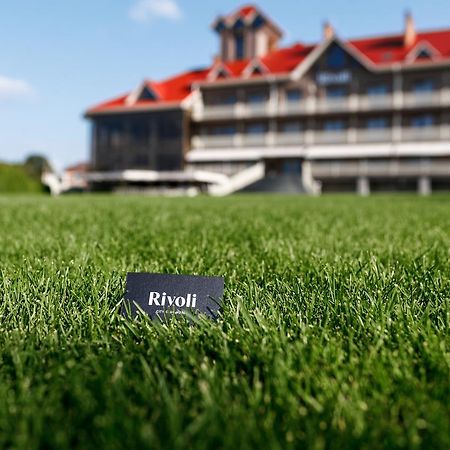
[393,69,403,109]
[418,176,431,196]
[357,176,370,196]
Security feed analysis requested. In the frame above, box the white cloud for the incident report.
[0,75,34,101]
[129,0,183,23]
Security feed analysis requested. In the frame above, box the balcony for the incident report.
[311,159,450,179]
[282,101,309,115]
[314,130,349,144]
[244,102,270,116]
[357,129,393,143]
[194,89,450,121]
[191,125,446,150]
[191,135,235,149]
[201,105,238,119]
[401,126,442,142]
[316,97,350,113]
[359,94,393,110]
[275,132,305,146]
[242,134,267,147]
[403,91,442,108]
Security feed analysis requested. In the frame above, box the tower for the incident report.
[212,5,283,62]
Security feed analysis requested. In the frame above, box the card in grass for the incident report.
[123,273,224,321]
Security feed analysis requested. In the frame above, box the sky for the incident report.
[1,0,449,170]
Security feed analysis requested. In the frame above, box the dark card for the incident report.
[123,273,224,321]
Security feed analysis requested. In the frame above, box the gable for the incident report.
[138,85,158,101]
[300,41,366,86]
[406,41,440,63]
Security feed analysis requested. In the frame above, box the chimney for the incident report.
[404,11,416,47]
[323,21,335,40]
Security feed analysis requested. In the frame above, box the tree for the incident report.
[24,154,53,180]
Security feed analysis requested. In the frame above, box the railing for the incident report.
[401,126,442,142]
[357,129,393,143]
[275,132,305,146]
[191,135,235,148]
[311,160,450,179]
[314,130,349,144]
[191,126,445,149]
[194,89,450,120]
[316,97,350,112]
[201,105,237,119]
[245,102,270,116]
[403,92,442,107]
[242,134,267,147]
[358,94,393,110]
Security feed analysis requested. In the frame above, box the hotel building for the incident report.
[85,5,450,195]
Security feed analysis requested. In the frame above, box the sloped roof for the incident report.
[86,26,450,116]
[350,29,450,65]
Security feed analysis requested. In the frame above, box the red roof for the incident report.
[350,29,450,65]
[65,162,90,173]
[86,26,450,116]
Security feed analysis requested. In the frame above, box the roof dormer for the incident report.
[212,5,283,62]
[126,81,159,105]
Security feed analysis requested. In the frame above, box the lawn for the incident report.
[0,194,449,450]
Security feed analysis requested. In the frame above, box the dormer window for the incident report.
[416,49,432,60]
[139,86,157,101]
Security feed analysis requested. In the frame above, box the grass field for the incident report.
[0,194,449,450]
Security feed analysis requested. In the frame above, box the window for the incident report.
[286,89,303,102]
[411,114,434,128]
[216,69,228,79]
[281,122,303,133]
[413,79,435,93]
[211,125,236,136]
[282,160,302,174]
[235,34,245,60]
[324,120,345,131]
[367,84,389,96]
[247,92,267,104]
[326,45,346,69]
[246,123,266,134]
[139,86,157,101]
[366,118,389,129]
[416,49,432,60]
[220,94,237,105]
[326,86,347,98]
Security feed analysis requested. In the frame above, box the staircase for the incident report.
[240,174,308,193]
[208,162,265,196]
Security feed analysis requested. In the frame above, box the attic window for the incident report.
[382,52,393,61]
[416,48,432,60]
[217,69,229,79]
[139,86,157,101]
[250,65,264,75]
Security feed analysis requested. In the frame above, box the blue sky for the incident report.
[1,0,449,169]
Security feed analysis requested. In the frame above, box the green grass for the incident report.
[0,163,43,193]
[0,194,449,450]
